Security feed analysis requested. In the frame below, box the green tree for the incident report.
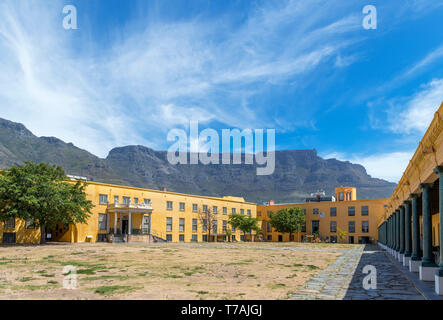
[228,214,260,242]
[337,228,347,244]
[0,162,93,244]
[269,207,306,242]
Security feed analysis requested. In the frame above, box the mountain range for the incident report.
[0,117,396,203]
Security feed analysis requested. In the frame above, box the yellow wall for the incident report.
[59,181,257,243]
[0,218,40,244]
[257,198,388,243]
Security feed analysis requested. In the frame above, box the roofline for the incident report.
[257,198,390,207]
[69,179,256,205]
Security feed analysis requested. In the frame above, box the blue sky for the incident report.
[0,0,443,183]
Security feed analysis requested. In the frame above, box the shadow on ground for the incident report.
[343,244,425,300]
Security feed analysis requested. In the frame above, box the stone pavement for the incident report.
[290,244,426,300]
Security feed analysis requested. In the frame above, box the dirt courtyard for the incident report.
[0,242,354,300]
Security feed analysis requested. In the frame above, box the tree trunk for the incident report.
[40,224,46,244]
[297,232,300,242]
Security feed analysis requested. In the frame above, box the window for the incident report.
[166,234,172,242]
[213,206,218,214]
[301,222,306,233]
[202,205,208,213]
[348,206,355,216]
[267,222,272,233]
[179,218,185,232]
[4,218,15,230]
[290,235,294,241]
[232,225,236,232]
[361,206,369,216]
[339,192,344,201]
[267,211,272,217]
[362,221,369,233]
[2,233,16,244]
[240,209,244,215]
[348,221,355,233]
[212,220,218,234]
[25,218,35,229]
[142,216,150,233]
[144,198,151,205]
[202,219,207,233]
[267,235,272,241]
[179,202,185,211]
[330,207,337,217]
[98,214,107,231]
[191,234,198,242]
[232,235,236,241]
[123,197,130,204]
[330,235,337,243]
[179,234,185,242]
[134,198,138,204]
[232,208,236,214]
[223,221,227,232]
[114,196,119,204]
[99,194,108,205]
[166,217,172,232]
[247,209,251,217]
[257,211,261,217]
[192,204,198,212]
[330,221,337,233]
[192,219,198,232]
[313,208,319,215]
[202,235,208,242]
[312,220,319,233]
[167,201,173,210]
[223,207,227,215]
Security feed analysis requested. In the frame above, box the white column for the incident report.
[114,212,117,234]
[129,212,132,235]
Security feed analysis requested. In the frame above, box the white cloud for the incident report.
[389,79,443,135]
[323,151,414,183]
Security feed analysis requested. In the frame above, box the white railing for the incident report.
[108,202,153,210]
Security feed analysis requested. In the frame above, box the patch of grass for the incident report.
[183,271,195,276]
[247,274,256,278]
[268,283,286,289]
[19,277,34,282]
[286,273,297,279]
[94,285,137,296]
[163,274,183,279]
[293,263,303,267]
[11,284,57,291]
[197,291,209,295]
[83,275,131,281]
[47,280,58,285]
[0,261,11,265]
[306,265,319,270]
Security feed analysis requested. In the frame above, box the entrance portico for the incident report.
[107,201,153,241]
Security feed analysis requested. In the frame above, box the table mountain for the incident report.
[0,117,396,203]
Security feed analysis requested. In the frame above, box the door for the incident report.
[348,236,354,244]
[312,220,319,234]
[122,220,128,234]
[278,235,283,242]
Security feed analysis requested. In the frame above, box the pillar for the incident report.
[433,166,443,294]
[419,183,438,281]
[106,213,110,234]
[400,205,405,254]
[410,194,421,272]
[114,212,117,235]
[404,200,412,256]
[128,212,132,235]
[395,210,400,251]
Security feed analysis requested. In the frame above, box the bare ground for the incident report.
[0,242,354,300]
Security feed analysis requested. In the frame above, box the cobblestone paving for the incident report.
[290,245,426,300]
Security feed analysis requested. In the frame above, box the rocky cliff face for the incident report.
[0,117,396,203]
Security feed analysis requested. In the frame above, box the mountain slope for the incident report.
[0,118,396,203]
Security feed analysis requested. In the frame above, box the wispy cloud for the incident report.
[0,0,367,157]
[389,79,443,135]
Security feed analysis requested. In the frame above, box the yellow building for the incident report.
[257,187,388,244]
[0,180,257,244]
